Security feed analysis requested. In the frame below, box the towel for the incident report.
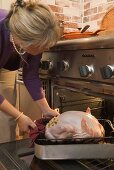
[29,118,50,146]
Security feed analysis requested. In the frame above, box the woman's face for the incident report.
[22,44,42,55]
[10,34,43,55]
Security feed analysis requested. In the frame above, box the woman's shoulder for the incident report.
[0,9,9,32]
[0,9,8,21]
[0,10,11,59]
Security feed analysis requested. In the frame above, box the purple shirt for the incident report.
[0,9,44,104]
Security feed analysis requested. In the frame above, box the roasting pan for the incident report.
[34,119,114,160]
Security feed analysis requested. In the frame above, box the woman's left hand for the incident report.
[43,108,60,118]
[36,98,60,118]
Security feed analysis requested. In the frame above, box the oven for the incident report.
[19,35,114,169]
[40,35,114,121]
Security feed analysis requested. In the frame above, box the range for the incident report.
[15,34,114,170]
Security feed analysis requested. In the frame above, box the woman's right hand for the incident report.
[17,114,36,133]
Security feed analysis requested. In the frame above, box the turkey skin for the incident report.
[45,108,105,140]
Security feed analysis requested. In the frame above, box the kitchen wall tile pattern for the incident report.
[41,0,82,33]
[83,0,114,30]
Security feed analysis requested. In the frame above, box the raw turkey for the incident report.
[45,108,105,139]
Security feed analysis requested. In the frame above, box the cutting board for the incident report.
[99,8,114,35]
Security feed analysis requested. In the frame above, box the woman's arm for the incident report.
[36,98,60,118]
[23,54,45,100]
[23,54,60,117]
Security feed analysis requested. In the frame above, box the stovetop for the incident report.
[52,34,114,50]
[39,34,114,99]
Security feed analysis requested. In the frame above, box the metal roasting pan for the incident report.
[34,142,114,160]
[34,119,114,160]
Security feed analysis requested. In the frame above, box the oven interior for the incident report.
[52,85,114,122]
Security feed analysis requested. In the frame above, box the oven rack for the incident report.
[35,136,114,145]
[45,159,114,170]
[78,159,114,170]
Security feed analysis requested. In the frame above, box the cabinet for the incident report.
[16,80,42,121]
[16,78,51,121]
[0,0,12,9]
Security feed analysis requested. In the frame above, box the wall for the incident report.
[0,0,113,32]
[42,0,114,32]
[0,0,13,9]
[41,0,83,32]
[83,0,114,31]
[46,0,114,32]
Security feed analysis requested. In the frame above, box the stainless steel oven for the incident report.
[16,35,114,169]
[32,35,114,169]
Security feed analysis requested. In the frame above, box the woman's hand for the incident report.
[17,114,36,133]
[43,108,60,118]
[36,98,60,118]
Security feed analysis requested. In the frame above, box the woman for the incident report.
[0,0,60,142]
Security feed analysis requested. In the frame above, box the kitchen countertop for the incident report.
[49,34,114,51]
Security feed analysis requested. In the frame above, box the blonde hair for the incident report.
[8,0,60,51]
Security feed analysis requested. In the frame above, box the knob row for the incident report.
[40,60,114,79]
[40,60,69,72]
[80,65,114,79]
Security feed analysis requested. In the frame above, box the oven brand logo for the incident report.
[82,54,95,57]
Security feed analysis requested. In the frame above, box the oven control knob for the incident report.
[58,60,69,72]
[101,65,114,79]
[79,65,94,77]
[40,60,53,70]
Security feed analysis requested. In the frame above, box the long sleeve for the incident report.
[0,9,11,104]
[22,53,45,101]
[0,95,4,104]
